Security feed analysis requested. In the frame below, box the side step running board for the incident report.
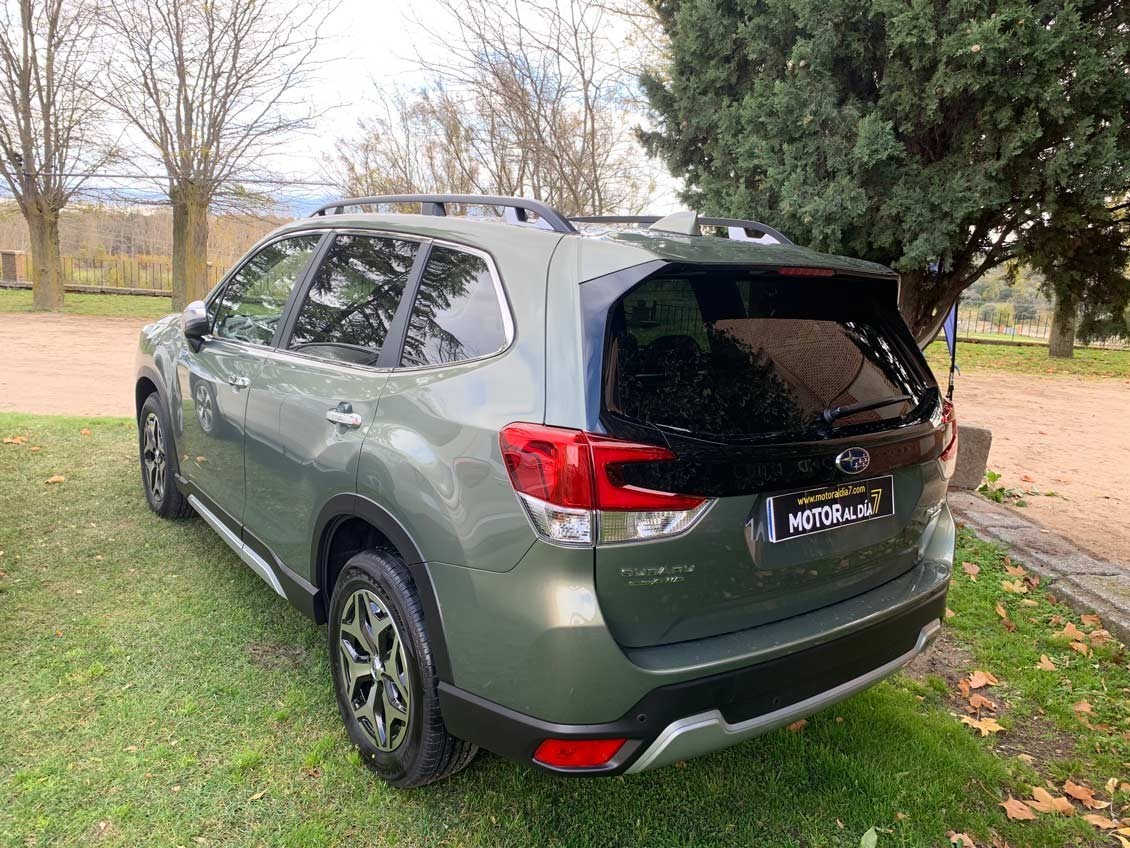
[188,494,286,598]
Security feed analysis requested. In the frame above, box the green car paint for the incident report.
[134,199,954,777]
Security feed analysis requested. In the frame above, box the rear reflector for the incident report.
[499,423,711,545]
[533,737,626,769]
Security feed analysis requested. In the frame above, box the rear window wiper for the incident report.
[822,394,912,424]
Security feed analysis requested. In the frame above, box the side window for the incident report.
[287,234,419,366]
[211,235,322,346]
[401,246,508,367]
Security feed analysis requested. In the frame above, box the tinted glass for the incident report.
[605,273,932,440]
[288,234,419,366]
[401,246,507,367]
[211,235,321,345]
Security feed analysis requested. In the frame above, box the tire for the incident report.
[138,392,193,519]
[328,550,477,787]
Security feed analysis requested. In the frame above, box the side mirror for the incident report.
[182,300,210,350]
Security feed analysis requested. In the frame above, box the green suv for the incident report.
[134,194,957,787]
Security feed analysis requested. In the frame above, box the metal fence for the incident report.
[0,250,228,294]
[955,302,1129,349]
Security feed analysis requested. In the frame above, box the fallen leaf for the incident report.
[1106,778,1118,795]
[859,827,878,848]
[962,561,980,581]
[1036,655,1056,670]
[1069,641,1091,657]
[80,428,91,436]
[249,788,267,801]
[1073,700,1094,715]
[1000,796,1037,821]
[1057,622,1086,641]
[1113,834,1130,848]
[786,719,807,732]
[1023,573,1040,588]
[1064,780,1110,809]
[1001,579,1028,594]
[1016,753,1035,765]
[968,693,997,712]
[171,785,182,793]
[960,715,1004,736]
[1026,786,1073,815]
[957,678,971,698]
[1021,474,1035,483]
[968,670,999,689]
[1081,813,1117,829]
[1081,614,1102,627]
[1005,563,1027,577]
[945,607,956,619]
[948,832,976,847]
[44,475,65,484]
[1021,599,1038,607]
[28,445,40,452]
[1089,629,1112,647]
[895,811,908,821]
[995,602,1009,619]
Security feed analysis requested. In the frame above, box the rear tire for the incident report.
[138,392,192,519]
[328,550,477,787]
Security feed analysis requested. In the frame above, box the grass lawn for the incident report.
[1,414,1127,848]
[925,339,1130,379]
[0,288,174,321]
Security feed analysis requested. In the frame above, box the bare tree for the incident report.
[103,0,330,309]
[0,0,110,309]
[331,0,657,217]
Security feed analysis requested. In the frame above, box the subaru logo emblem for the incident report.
[835,447,870,475]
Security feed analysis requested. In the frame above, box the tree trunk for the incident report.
[171,193,210,312]
[27,209,65,311]
[1047,292,1076,359]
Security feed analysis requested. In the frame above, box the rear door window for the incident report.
[400,246,508,367]
[605,272,932,441]
[287,234,419,366]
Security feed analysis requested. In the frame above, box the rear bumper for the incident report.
[438,579,948,775]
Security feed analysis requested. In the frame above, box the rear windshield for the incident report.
[604,271,934,441]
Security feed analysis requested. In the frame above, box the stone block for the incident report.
[951,423,992,490]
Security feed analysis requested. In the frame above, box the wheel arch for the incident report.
[312,494,453,682]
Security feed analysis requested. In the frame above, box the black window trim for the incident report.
[389,238,516,373]
[273,228,431,372]
[200,227,515,373]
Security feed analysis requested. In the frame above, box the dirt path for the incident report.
[0,313,143,417]
[1,313,1127,562]
[954,370,1130,564]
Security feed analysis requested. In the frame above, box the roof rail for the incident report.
[569,214,794,246]
[309,194,578,234]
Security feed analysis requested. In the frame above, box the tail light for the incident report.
[939,399,958,479]
[533,737,626,769]
[499,423,712,545]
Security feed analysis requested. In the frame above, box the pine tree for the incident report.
[641,0,1130,341]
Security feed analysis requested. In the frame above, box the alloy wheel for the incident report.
[142,411,166,501]
[339,589,412,751]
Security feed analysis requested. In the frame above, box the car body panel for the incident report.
[243,350,389,576]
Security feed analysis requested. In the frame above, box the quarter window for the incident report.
[211,235,321,346]
[401,246,507,367]
[288,234,420,366]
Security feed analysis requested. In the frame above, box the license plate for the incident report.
[766,475,894,542]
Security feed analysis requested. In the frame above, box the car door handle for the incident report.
[326,404,363,428]
[227,376,251,390]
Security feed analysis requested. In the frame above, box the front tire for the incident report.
[138,392,192,519]
[329,550,477,787]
